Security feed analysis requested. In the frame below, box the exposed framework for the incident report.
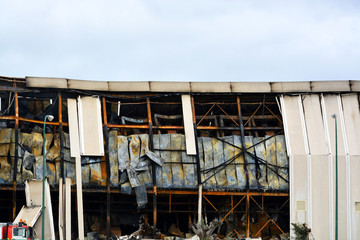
[0,76,289,239]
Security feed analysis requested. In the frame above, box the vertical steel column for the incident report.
[58,92,65,180]
[146,98,157,236]
[191,96,202,224]
[246,193,250,237]
[102,97,111,239]
[12,89,19,220]
[236,96,249,189]
[237,96,251,237]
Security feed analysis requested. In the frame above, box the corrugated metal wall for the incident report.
[280,93,360,240]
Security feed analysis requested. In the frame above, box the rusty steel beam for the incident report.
[102,97,111,240]
[147,97,158,237]
[244,103,262,126]
[0,116,68,126]
[59,92,65,180]
[215,103,239,127]
[12,89,19,221]
[196,103,216,126]
[246,194,250,238]
[221,196,246,222]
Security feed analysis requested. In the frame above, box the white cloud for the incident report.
[0,0,359,81]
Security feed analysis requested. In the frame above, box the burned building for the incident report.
[0,76,359,239]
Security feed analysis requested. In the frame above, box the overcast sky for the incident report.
[1,0,359,81]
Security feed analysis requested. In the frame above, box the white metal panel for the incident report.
[58,178,64,240]
[150,82,190,92]
[68,79,109,91]
[272,82,311,92]
[67,99,80,157]
[230,82,271,92]
[322,94,346,155]
[281,95,306,155]
[109,81,150,92]
[311,155,331,240]
[341,94,360,155]
[302,94,328,155]
[190,82,231,92]
[26,77,68,89]
[77,96,104,156]
[311,81,351,92]
[65,178,72,240]
[13,205,42,227]
[293,155,308,224]
[351,156,360,240]
[181,95,196,155]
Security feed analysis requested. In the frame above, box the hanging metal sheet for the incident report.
[117,135,129,172]
[265,136,279,190]
[160,134,172,188]
[170,134,184,188]
[213,138,227,188]
[153,134,163,187]
[276,135,288,190]
[245,136,258,190]
[222,136,237,189]
[138,134,152,187]
[198,137,206,187]
[81,157,90,185]
[253,137,268,190]
[182,137,197,188]
[234,135,246,189]
[181,95,196,155]
[198,137,217,189]
[108,130,119,186]
[89,157,102,185]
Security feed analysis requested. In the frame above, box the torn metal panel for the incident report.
[202,137,216,188]
[0,128,12,183]
[182,136,197,188]
[159,134,172,188]
[170,134,184,188]
[127,168,140,187]
[222,136,237,189]
[0,157,11,183]
[138,134,152,187]
[47,161,56,185]
[153,134,163,187]
[213,138,227,188]
[253,137,268,190]
[145,151,165,166]
[234,135,246,189]
[118,135,129,172]
[134,185,148,209]
[198,137,206,186]
[265,136,280,190]
[276,135,288,190]
[129,135,141,169]
[30,133,43,157]
[108,130,119,186]
[245,136,258,190]
[89,157,102,185]
[81,157,90,185]
[34,155,44,179]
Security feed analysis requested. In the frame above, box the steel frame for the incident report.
[0,84,289,238]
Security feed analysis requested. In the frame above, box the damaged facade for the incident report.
[0,76,359,239]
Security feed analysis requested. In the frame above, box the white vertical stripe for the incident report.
[320,94,334,240]
[337,95,352,239]
[280,95,295,237]
[298,95,312,227]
